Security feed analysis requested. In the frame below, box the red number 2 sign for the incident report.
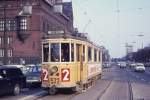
[61,68,70,82]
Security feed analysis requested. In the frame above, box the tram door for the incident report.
[76,44,83,82]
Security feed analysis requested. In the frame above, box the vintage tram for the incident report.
[41,33,102,95]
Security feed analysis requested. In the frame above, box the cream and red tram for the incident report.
[41,34,102,95]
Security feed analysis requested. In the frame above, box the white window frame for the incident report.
[0,49,4,57]
[7,49,13,57]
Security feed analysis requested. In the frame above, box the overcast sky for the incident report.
[63,0,150,58]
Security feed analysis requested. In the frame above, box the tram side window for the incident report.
[71,43,74,62]
[83,45,85,61]
[76,44,80,61]
[94,49,97,62]
[43,43,49,62]
[88,47,92,61]
[99,51,101,62]
[61,43,70,62]
[51,43,60,62]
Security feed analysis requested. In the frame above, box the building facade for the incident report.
[0,0,73,64]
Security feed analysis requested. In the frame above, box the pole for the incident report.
[3,0,7,64]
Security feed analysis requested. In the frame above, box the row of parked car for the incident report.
[117,62,145,72]
[0,64,41,96]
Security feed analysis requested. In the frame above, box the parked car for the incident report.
[134,63,145,72]
[144,62,150,67]
[119,62,126,68]
[0,66,26,96]
[103,62,111,68]
[26,65,41,87]
[130,63,136,68]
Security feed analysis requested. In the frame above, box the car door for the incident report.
[0,69,9,94]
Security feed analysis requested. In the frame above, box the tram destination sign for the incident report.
[48,30,65,34]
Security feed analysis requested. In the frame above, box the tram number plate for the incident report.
[50,78,59,84]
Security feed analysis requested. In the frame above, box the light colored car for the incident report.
[130,63,136,68]
[103,62,111,68]
[134,63,145,72]
[119,62,126,68]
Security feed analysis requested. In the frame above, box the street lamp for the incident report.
[137,33,144,49]
[3,0,7,64]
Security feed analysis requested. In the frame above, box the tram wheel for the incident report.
[48,87,57,95]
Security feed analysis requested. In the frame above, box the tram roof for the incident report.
[42,33,101,48]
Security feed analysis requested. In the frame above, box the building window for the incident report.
[8,49,13,57]
[47,24,49,32]
[0,20,4,31]
[0,19,16,31]
[7,37,13,45]
[20,18,27,30]
[43,22,46,33]
[9,20,16,31]
[0,49,4,57]
[0,37,4,45]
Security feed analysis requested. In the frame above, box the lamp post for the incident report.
[137,34,144,49]
[3,0,7,64]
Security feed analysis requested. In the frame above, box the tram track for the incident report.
[126,68,134,100]
[96,79,113,100]
[128,80,133,100]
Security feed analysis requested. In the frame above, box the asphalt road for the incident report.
[1,66,150,100]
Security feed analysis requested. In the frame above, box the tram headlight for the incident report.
[50,66,58,75]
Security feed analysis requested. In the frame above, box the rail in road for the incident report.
[96,67,134,100]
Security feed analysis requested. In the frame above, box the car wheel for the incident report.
[13,84,20,96]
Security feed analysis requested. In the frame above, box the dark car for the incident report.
[0,66,26,96]
[26,65,41,87]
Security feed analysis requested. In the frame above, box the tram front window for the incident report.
[51,43,60,62]
[61,43,70,62]
[43,43,49,62]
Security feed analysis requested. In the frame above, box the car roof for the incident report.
[3,65,25,68]
[0,66,20,70]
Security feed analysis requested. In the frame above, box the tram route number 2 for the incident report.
[61,68,70,82]
[42,68,49,81]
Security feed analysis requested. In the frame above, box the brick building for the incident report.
[0,0,73,64]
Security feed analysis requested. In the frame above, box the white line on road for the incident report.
[18,90,46,100]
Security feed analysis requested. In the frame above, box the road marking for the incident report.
[18,90,46,100]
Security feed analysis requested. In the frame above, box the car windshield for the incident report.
[27,67,41,73]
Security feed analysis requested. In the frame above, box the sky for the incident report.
[63,0,150,58]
